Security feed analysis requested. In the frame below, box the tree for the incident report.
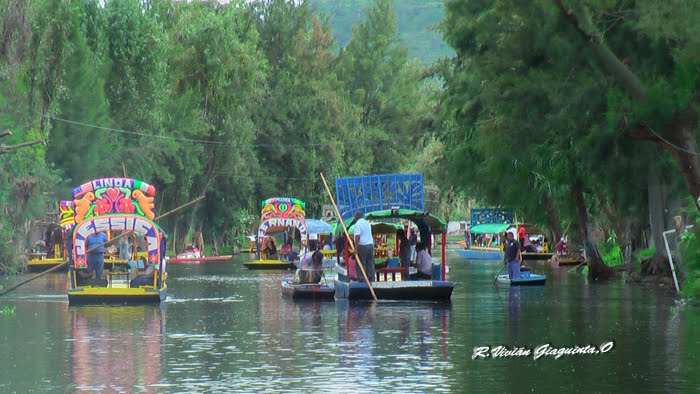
[336,0,425,173]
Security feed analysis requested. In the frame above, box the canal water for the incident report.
[0,253,697,393]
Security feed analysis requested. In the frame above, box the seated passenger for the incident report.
[299,241,322,269]
[280,240,292,256]
[410,241,433,280]
[261,237,277,260]
[130,263,158,288]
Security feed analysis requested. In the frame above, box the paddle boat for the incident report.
[331,174,454,301]
[244,197,306,270]
[66,177,168,305]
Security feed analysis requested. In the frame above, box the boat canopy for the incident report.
[339,221,402,236]
[365,209,446,233]
[470,223,510,234]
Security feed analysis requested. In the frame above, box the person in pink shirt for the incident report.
[410,242,433,280]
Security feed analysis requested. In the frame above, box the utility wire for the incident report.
[45,115,337,148]
[45,114,445,148]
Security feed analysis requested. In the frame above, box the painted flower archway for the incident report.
[257,197,308,241]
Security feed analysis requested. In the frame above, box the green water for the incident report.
[0,253,697,392]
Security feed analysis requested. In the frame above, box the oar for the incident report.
[0,195,206,297]
[493,264,506,284]
[320,172,378,301]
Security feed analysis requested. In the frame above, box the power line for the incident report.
[46,114,446,148]
[45,115,337,148]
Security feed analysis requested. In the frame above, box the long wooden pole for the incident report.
[0,261,68,296]
[0,195,206,297]
[320,172,377,301]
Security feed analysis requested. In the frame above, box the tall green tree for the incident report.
[248,0,363,215]
[166,0,266,243]
[439,0,671,278]
[45,8,117,185]
[336,0,425,173]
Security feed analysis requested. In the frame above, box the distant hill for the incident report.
[308,0,453,65]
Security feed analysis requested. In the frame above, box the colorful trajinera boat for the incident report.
[66,178,168,305]
[455,208,512,260]
[244,197,306,270]
[26,201,68,272]
[332,174,454,301]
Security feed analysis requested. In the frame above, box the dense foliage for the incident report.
[440,0,700,281]
[0,0,440,268]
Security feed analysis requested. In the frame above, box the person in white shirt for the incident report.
[352,211,375,281]
[410,241,433,280]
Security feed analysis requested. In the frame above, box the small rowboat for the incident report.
[281,280,334,300]
[496,274,546,286]
[167,255,232,263]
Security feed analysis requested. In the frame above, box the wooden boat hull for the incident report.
[333,280,454,301]
[281,280,335,300]
[521,252,553,261]
[496,274,546,286]
[455,249,504,260]
[68,285,167,305]
[168,255,233,263]
[244,260,296,270]
[26,258,67,272]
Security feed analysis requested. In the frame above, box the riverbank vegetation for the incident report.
[441,0,700,290]
[1,0,699,298]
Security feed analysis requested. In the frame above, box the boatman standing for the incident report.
[353,211,375,281]
[503,229,522,280]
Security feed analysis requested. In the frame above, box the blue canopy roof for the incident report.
[306,219,333,235]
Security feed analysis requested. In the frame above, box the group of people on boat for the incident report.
[348,211,434,282]
[73,231,160,288]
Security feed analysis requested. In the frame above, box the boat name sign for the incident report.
[74,216,159,257]
[258,218,308,240]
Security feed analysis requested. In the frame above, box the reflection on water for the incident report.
[1,254,700,392]
[70,306,164,392]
